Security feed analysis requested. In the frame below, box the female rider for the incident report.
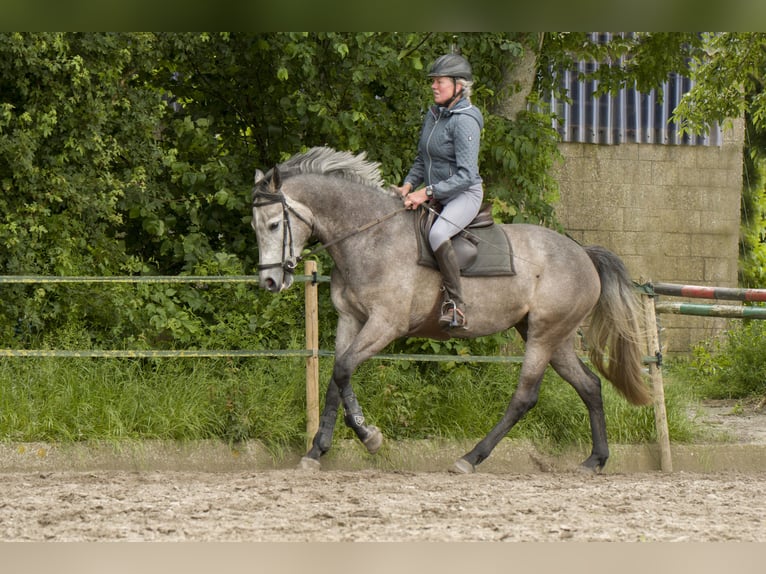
[396,53,484,330]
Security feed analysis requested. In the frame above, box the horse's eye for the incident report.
[269,221,280,231]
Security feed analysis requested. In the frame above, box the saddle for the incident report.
[416,202,516,277]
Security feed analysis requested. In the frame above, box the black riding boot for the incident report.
[434,241,467,329]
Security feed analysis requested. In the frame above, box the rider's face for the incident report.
[431,76,461,106]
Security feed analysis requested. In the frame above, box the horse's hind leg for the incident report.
[549,345,609,472]
[453,345,551,474]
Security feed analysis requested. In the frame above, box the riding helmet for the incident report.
[427,54,473,81]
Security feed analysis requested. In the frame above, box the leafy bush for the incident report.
[0,32,566,350]
[687,318,766,399]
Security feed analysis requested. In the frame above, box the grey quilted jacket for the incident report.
[403,97,484,202]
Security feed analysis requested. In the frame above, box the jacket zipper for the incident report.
[425,109,441,187]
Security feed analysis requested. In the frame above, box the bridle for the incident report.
[252,188,313,276]
[252,185,407,277]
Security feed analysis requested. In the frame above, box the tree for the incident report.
[0,33,173,342]
[151,32,563,224]
[0,33,165,276]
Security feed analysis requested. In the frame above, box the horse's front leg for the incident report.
[298,313,393,470]
[338,371,383,454]
[299,378,341,470]
[299,371,383,470]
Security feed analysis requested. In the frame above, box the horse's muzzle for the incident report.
[259,270,294,293]
[258,260,297,292]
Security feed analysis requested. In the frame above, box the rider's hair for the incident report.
[456,78,473,101]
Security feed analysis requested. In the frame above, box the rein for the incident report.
[299,205,407,262]
[253,188,406,274]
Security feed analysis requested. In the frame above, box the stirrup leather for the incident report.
[439,300,467,329]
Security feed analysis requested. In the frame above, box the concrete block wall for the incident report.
[554,119,744,354]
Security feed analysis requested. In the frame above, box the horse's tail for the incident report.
[584,245,652,406]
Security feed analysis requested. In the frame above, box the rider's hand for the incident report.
[403,188,428,210]
[394,183,412,198]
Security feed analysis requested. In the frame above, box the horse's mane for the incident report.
[274,147,389,192]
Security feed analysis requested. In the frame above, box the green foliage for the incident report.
[587,33,704,99]
[739,122,766,288]
[672,33,766,136]
[686,319,766,400]
[481,109,562,225]
[0,33,167,277]
[0,32,576,360]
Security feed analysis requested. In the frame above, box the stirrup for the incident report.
[439,300,467,330]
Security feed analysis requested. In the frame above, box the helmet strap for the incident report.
[444,78,463,109]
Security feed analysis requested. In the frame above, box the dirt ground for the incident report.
[1,468,765,542]
[696,397,766,443]
[1,399,765,543]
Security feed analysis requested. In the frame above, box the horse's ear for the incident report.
[254,169,265,185]
[270,166,282,192]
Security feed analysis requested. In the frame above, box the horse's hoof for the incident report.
[578,454,606,475]
[363,426,383,454]
[450,458,475,474]
[577,463,602,475]
[298,456,321,471]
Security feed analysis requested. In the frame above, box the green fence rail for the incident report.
[0,272,533,363]
[0,274,288,285]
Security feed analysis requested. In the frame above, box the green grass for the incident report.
[0,357,306,453]
[0,356,702,452]
[671,319,766,401]
[350,360,700,448]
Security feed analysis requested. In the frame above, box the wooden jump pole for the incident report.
[641,287,673,472]
[304,260,320,451]
[654,301,766,319]
[651,282,766,302]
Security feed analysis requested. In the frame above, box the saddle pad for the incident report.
[416,223,516,277]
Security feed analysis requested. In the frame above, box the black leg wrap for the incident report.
[339,386,372,441]
[342,397,369,441]
[338,385,383,454]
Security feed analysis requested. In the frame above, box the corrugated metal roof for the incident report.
[547,33,722,147]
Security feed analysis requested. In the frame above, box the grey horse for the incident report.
[251,147,651,473]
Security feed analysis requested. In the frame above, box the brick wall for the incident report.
[554,119,745,354]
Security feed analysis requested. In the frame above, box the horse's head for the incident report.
[252,147,387,292]
[251,166,314,293]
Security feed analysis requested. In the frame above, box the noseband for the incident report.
[252,188,313,276]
